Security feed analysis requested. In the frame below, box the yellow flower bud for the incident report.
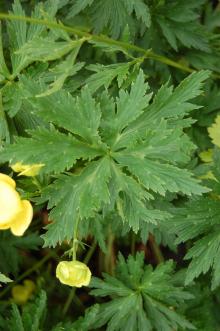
[0,173,33,236]
[11,162,44,177]
[56,261,91,287]
[12,279,35,305]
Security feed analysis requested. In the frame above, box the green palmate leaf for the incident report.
[19,77,105,147]
[114,120,194,164]
[0,128,102,174]
[41,157,111,247]
[9,305,24,331]
[110,162,162,232]
[169,197,220,290]
[89,252,194,331]
[6,0,83,79]
[68,0,150,38]
[109,70,210,149]
[143,70,210,122]
[8,291,47,331]
[185,232,220,289]
[0,0,80,142]
[155,0,209,51]
[114,153,206,196]
[101,70,152,146]
[1,70,209,246]
[7,0,59,76]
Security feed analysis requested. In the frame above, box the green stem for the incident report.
[148,234,164,264]
[0,251,55,299]
[62,287,76,317]
[105,228,115,275]
[131,232,136,256]
[62,240,97,316]
[0,13,216,76]
[72,216,80,260]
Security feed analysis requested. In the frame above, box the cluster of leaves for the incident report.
[0,69,210,248]
[1,0,220,330]
[168,119,220,291]
[0,255,196,331]
[89,253,194,331]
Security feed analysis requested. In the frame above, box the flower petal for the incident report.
[11,162,25,173]
[0,222,11,229]
[11,162,44,177]
[0,181,22,225]
[10,200,33,236]
[18,164,44,177]
[56,261,91,287]
[0,173,16,188]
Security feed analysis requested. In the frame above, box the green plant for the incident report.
[1,1,220,330]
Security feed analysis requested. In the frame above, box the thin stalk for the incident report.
[148,234,164,264]
[131,232,136,256]
[104,228,115,275]
[0,251,55,299]
[62,287,76,317]
[0,13,216,76]
[72,216,80,260]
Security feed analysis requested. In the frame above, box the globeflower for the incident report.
[11,162,44,177]
[56,260,91,287]
[0,173,33,236]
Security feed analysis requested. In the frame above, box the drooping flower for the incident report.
[11,162,44,177]
[56,260,91,287]
[0,173,33,236]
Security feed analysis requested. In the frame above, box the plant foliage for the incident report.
[0,0,220,330]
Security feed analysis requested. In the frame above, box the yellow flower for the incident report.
[12,279,36,305]
[11,162,44,177]
[56,261,91,287]
[0,173,33,236]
